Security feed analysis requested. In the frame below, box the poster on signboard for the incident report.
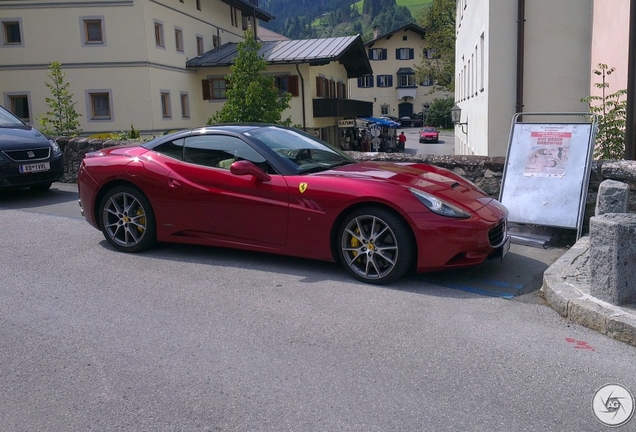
[499,116,595,235]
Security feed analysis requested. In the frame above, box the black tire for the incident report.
[29,182,52,192]
[98,185,156,253]
[337,207,415,284]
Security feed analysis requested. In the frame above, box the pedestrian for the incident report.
[397,132,406,151]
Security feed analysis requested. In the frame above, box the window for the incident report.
[80,17,106,46]
[5,94,30,121]
[213,35,220,48]
[381,105,389,116]
[242,14,253,31]
[274,75,299,97]
[202,78,227,100]
[377,75,393,88]
[87,91,112,120]
[2,20,22,46]
[396,48,414,60]
[175,27,183,52]
[316,76,327,97]
[161,91,171,118]
[154,138,184,160]
[398,73,415,87]
[154,20,164,48]
[357,75,374,88]
[337,82,346,99]
[421,76,433,86]
[196,35,204,55]
[184,135,271,172]
[231,6,238,27]
[424,48,435,59]
[180,92,190,118]
[368,48,386,61]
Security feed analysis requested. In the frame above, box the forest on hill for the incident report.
[259,0,432,41]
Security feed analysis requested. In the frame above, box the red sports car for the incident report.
[419,127,440,143]
[78,124,510,284]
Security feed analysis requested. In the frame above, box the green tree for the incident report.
[581,64,626,160]
[415,0,456,93]
[209,29,292,125]
[425,97,454,128]
[38,61,82,136]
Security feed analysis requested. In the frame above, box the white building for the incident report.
[454,0,593,156]
[0,0,372,143]
[349,24,450,123]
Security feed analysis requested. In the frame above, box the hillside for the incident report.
[260,0,432,41]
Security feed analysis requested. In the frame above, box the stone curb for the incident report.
[541,236,636,347]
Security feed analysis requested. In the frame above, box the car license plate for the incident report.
[19,162,50,174]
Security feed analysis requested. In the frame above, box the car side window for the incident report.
[183,134,276,173]
[153,138,184,160]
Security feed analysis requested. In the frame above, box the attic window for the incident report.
[403,35,407,41]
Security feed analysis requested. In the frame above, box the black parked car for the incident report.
[0,105,63,191]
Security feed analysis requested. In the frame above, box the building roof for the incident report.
[365,23,426,47]
[257,26,290,42]
[221,0,273,22]
[186,35,373,78]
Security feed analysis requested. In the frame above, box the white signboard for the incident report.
[499,115,596,237]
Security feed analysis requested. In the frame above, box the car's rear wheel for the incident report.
[99,185,156,253]
[337,207,414,284]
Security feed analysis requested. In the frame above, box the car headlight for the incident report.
[410,188,471,218]
[50,139,62,156]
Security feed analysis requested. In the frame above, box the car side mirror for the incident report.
[230,160,271,182]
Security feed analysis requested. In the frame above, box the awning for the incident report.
[359,116,399,128]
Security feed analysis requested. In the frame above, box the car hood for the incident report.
[0,126,50,148]
[319,161,494,212]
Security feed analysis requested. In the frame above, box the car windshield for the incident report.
[0,106,26,127]
[422,127,436,132]
[245,126,355,173]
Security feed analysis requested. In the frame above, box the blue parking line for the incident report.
[481,280,524,290]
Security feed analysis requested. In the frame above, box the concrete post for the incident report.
[589,213,636,305]
[595,179,629,216]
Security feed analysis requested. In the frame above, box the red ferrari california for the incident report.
[78,124,510,284]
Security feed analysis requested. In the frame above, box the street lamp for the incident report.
[450,104,468,135]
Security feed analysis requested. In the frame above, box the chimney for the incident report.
[373,25,380,39]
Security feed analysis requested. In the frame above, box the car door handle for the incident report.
[168,178,181,188]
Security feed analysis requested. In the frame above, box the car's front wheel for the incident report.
[337,207,414,284]
[98,185,156,253]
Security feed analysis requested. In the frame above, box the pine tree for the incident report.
[209,29,291,125]
[38,61,82,136]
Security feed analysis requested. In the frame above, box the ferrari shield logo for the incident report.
[299,182,308,193]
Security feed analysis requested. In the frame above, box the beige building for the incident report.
[454,0,593,156]
[0,0,372,143]
[349,24,450,123]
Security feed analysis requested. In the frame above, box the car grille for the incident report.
[488,221,507,247]
[2,147,51,162]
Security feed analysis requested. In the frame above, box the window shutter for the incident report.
[288,75,299,97]
[388,75,393,87]
[376,75,381,87]
[370,75,374,87]
[409,48,414,59]
[395,48,401,60]
[316,76,323,97]
[382,49,387,60]
[201,79,211,100]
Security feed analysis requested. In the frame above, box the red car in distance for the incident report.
[419,126,440,143]
[78,124,510,284]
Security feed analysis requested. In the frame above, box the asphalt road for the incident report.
[1,183,636,431]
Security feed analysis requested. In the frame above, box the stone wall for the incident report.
[57,137,636,226]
